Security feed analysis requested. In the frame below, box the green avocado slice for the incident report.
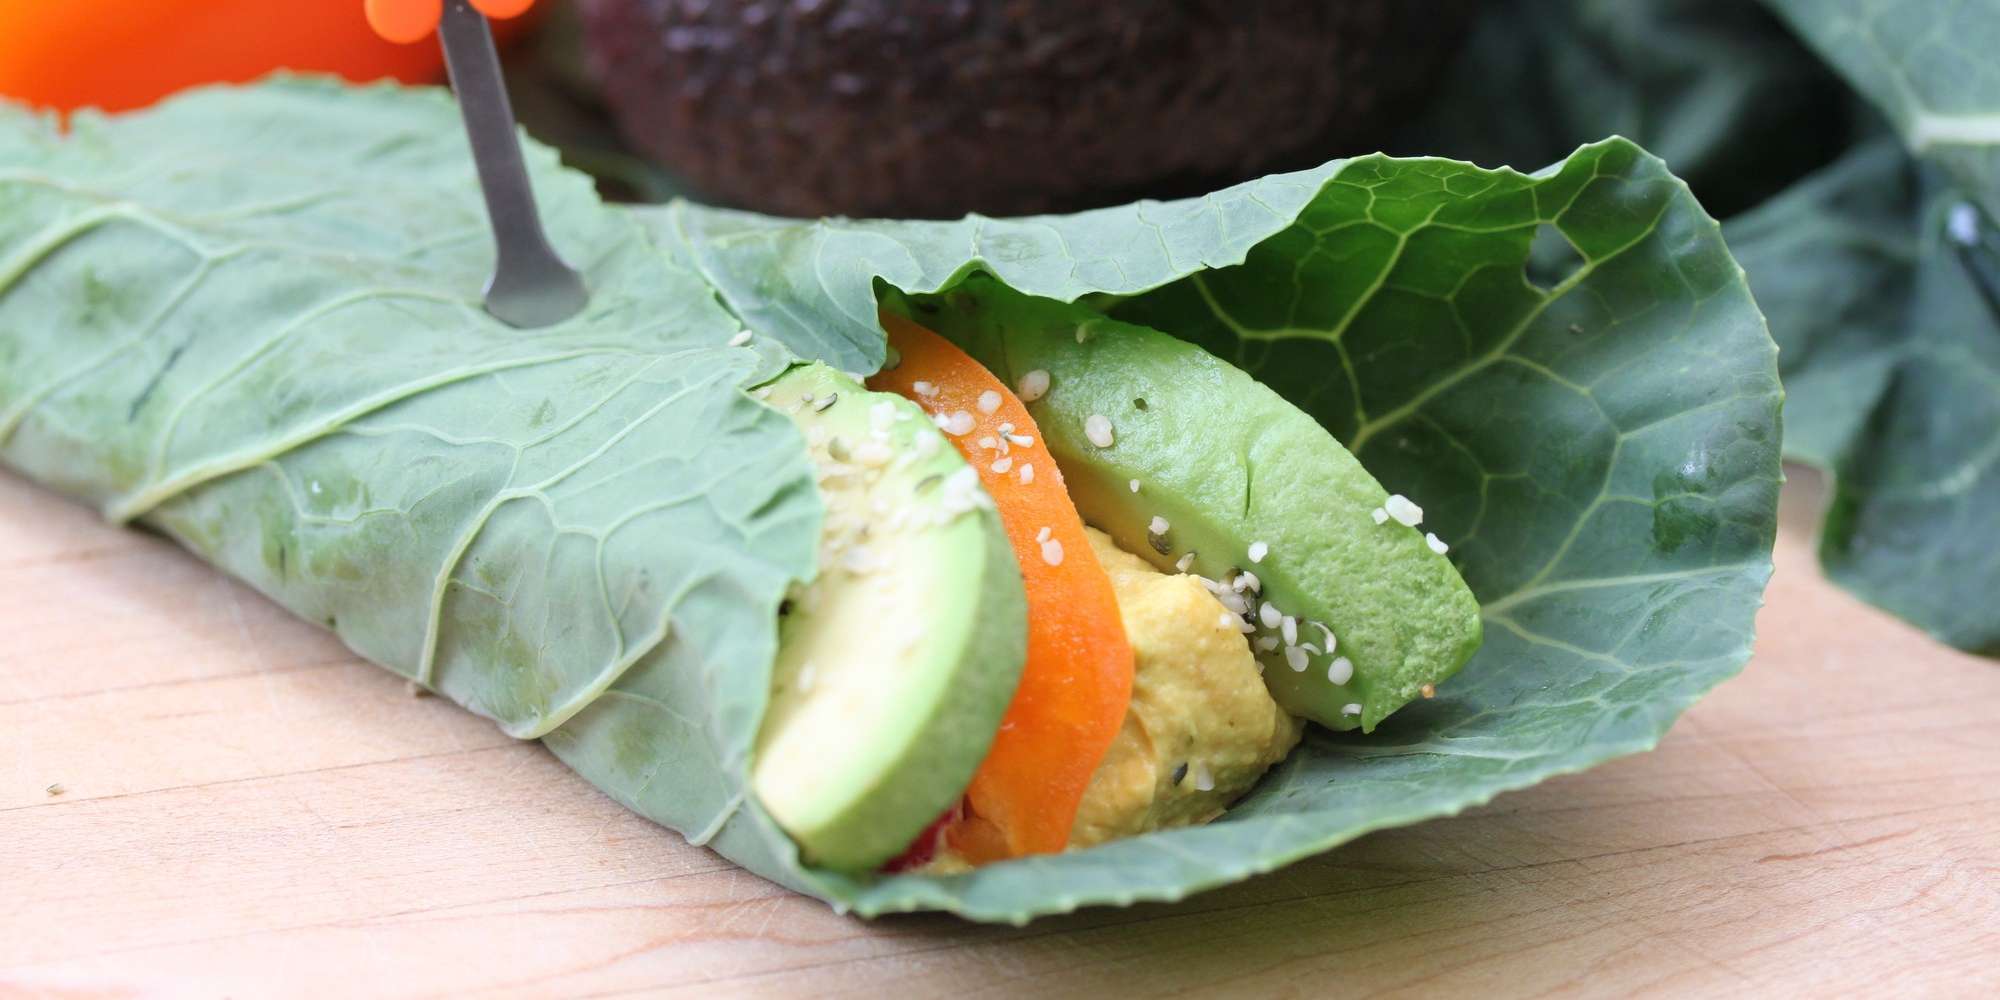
[902,279,1481,731]
[750,364,1027,870]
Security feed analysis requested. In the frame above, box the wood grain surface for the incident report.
[3,467,1996,998]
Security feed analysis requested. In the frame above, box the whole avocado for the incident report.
[576,0,1471,218]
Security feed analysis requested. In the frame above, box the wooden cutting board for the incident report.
[3,467,1995,998]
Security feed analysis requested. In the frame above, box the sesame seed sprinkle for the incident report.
[977,435,997,450]
[1247,541,1268,563]
[1342,703,1362,717]
[1259,602,1282,629]
[936,466,992,516]
[976,390,1003,414]
[1191,761,1215,792]
[939,411,975,435]
[1371,507,1390,525]
[1281,615,1298,647]
[727,330,753,347]
[1385,494,1423,527]
[1129,479,1141,493]
[1017,369,1050,402]
[1312,621,1336,653]
[1084,414,1115,448]
[991,457,1013,474]
[854,441,894,466]
[1019,463,1035,484]
[1036,526,1052,543]
[842,545,879,573]
[1285,646,1308,671]
[1040,538,1065,566]
[1328,656,1354,685]
[1008,433,1034,447]
[1255,636,1280,652]
[1149,515,1170,536]
[869,401,897,432]
[1175,552,1196,573]
[912,380,940,398]
[1426,532,1450,554]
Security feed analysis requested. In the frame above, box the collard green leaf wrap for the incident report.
[1400,0,2000,657]
[0,78,825,873]
[2,79,1781,922]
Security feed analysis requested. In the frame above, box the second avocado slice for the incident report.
[902,278,1481,731]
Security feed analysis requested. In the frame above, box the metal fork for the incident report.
[436,0,587,328]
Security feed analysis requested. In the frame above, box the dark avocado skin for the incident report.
[576,0,1472,219]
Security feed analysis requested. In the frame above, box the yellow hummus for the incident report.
[919,528,1302,873]
[1067,528,1302,847]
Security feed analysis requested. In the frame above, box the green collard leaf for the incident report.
[1724,140,1922,471]
[1400,0,1856,219]
[0,79,822,864]
[2,79,1783,922]
[1765,0,2000,218]
[643,165,1343,375]
[1730,140,2000,654]
[1409,0,2000,658]
[1821,208,2000,655]
[643,139,1783,919]
[1757,0,2000,655]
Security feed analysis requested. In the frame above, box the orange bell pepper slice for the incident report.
[0,0,535,114]
[870,312,1135,862]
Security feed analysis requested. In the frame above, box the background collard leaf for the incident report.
[0,80,823,869]
[1815,206,2000,655]
[645,139,1783,919]
[1746,0,2000,653]
[1723,140,1921,472]
[1397,0,2000,657]
[1398,0,1858,220]
[1730,143,2000,654]
[1765,0,2000,220]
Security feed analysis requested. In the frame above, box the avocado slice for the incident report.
[902,280,1480,731]
[750,364,1027,871]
